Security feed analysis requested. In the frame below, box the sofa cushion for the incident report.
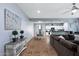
[50,35,60,41]
[60,39,77,52]
[63,34,75,41]
[68,34,75,40]
[63,35,69,40]
[72,40,79,45]
[54,36,61,41]
[58,36,65,40]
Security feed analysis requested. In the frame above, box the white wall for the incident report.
[21,20,34,42]
[0,4,33,56]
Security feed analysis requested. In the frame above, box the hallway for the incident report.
[20,37,58,56]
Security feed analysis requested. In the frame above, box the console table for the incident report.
[4,39,27,56]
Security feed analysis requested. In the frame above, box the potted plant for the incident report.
[20,30,24,39]
[12,30,18,42]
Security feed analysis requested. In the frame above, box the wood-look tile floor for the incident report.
[20,37,58,56]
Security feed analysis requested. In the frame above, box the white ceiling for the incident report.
[17,3,79,18]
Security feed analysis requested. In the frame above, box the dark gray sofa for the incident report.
[50,35,78,56]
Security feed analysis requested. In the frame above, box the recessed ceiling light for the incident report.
[37,10,40,14]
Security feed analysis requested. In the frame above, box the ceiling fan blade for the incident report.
[61,3,79,15]
[77,8,79,10]
[62,9,72,14]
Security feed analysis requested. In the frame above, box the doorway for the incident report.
[34,23,46,37]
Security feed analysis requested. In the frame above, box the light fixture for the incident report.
[37,10,40,14]
[72,9,77,13]
[71,9,77,15]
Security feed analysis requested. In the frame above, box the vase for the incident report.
[12,38,16,42]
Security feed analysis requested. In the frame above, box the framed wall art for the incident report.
[4,8,21,30]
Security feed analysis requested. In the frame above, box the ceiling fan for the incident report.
[63,3,79,15]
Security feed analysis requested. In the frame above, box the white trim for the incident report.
[17,47,27,56]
